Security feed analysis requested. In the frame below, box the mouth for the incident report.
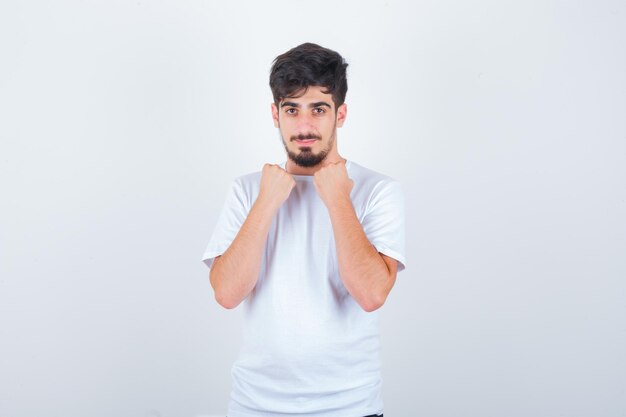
[295,139,318,145]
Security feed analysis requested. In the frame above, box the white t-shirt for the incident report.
[202,159,406,417]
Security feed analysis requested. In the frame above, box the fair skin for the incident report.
[210,86,398,311]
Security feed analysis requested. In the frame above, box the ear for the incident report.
[271,102,280,128]
[336,103,347,127]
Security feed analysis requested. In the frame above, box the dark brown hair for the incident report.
[269,43,348,109]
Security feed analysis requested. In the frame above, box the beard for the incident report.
[287,145,330,167]
[280,127,336,168]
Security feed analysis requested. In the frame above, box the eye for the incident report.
[285,108,297,115]
[313,107,326,115]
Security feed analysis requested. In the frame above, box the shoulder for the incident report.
[233,169,262,187]
[347,160,404,215]
[225,169,262,204]
[348,160,403,194]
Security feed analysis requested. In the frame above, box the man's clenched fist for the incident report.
[257,164,296,211]
[313,161,354,209]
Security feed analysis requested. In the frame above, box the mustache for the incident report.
[290,133,321,142]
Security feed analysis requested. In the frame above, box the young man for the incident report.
[202,43,406,417]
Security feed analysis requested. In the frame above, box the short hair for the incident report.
[269,43,349,109]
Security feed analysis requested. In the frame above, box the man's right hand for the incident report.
[210,164,295,309]
[257,164,296,210]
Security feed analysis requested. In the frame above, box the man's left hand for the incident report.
[313,161,354,208]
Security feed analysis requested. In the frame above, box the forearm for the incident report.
[327,197,392,312]
[210,198,277,308]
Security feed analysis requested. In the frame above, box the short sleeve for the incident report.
[201,179,249,269]
[361,179,406,272]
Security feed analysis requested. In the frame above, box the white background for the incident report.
[1,1,625,416]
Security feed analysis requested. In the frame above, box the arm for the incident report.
[314,162,399,312]
[209,198,278,309]
[326,196,398,312]
[210,164,295,309]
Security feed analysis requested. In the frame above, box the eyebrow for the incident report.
[280,101,332,109]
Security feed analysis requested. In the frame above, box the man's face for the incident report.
[272,86,347,168]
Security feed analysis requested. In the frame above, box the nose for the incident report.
[295,111,317,129]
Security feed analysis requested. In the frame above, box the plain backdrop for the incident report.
[1,1,625,416]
